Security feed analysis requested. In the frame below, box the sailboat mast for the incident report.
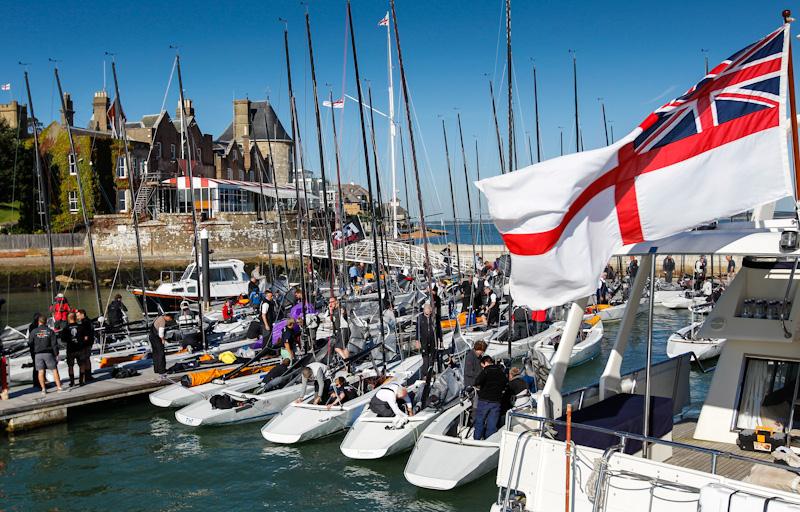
[599,98,609,146]
[282,25,310,339]
[506,0,514,171]
[489,81,505,174]
[24,71,57,302]
[532,63,541,163]
[441,119,461,282]
[475,138,485,259]
[391,0,433,299]
[367,85,390,275]
[347,0,387,345]
[457,113,477,268]
[571,50,580,152]
[54,68,103,317]
[328,91,347,293]
[398,125,413,268]
[175,55,208,351]
[110,61,150,323]
[385,11,398,240]
[263,116,291,282]
[305,12,336,296]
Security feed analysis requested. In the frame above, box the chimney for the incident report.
[233,99,250,141]
[60,93,74,126]
[92,91,110,132]
[176,98,194,119]
[242,134,251,171]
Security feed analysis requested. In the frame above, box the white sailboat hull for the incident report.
[666,322,725,361]
[404,399,501,490]
[149,372,265,408]
[175,383,303,426]
[532,320,603,369]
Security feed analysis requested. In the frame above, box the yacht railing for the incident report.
[498,411,800,511]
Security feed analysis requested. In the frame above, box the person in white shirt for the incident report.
[296,362,329,405]
[368,382,414,417]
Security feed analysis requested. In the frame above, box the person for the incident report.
[75,309,94,383]
[176,301,195,327]
[326,376,358,408]
[431,285,443,341]
[473,356,507,440]
[149,312,174,377]
[416,303,439,376]
[222,298,235,323]
[595,276,609,305]
[463,340,487,388]
[28,314,63,395]
[260,358,290,384]
[106,294,128,330]
[368,382,413,417]
[441,245,452,276]
[321,297,350,361]
[293,289,304,306]
[474,253,483,271]
[511,305,530,341]
[604,262,616,282]
[349,264,359,286]
[260,290,277,333]
[694,256,707,290]
[61,312,82,387]
[504,367,531,408]
[50,293,71,331]
[248,276,260,297]
[484,287,499,328]
[460,278,473,317]
[27,312,43,389]
[663,255,676,283]
[297,362,329,405]
[726,255,736,281]
[280,317,301,360]
[627,256,639,283]
[531,309,548,334]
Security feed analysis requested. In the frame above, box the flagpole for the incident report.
[532,62,542,163]
[783,10,800,204]
[570,49,580,153]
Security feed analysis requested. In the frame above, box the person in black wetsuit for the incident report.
[106,294,127,331]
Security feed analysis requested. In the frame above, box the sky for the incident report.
[1,0,794,221]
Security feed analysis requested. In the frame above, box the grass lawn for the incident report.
[0,201,20,224]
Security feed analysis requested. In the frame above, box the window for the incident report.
[209,267,237,282]
[69,154,77,176]
[219,188,251,212]
[117,189,128,212]
[248,171,254,182]
[226,168,233,180]
[239,169,244,181]
[232,152,238,161]
[735,357,800,431]
[154,142,162,158]
[68,191,79,213]
[170,143,177,160]
[196,147,202,162]
[116,156,127,179]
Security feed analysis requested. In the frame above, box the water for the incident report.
[424,221,503,246]
[0,305,712,511]
[1,289,143,329]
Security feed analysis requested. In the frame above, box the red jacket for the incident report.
[51,298,71,322]
[531,309,547,323]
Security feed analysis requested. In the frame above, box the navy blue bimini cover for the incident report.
[554,393,673,455]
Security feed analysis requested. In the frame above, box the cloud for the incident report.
[643,85,677,105]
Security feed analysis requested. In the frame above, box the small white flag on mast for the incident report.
[1,83,10,91]
[322,97,345,109]
[378,12,389,27]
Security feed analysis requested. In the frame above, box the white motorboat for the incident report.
[531,316,603,369]
[583,298,646,323]
[666,321,725,361]
[131,258,251,312]
[339,365,465,460]
[403,397,504,490]
[260,355,423,444]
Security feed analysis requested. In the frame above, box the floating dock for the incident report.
[0,369,175,433]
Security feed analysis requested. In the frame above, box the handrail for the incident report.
[505,411,800,476]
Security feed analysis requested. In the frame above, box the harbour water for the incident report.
[0,297,708,511]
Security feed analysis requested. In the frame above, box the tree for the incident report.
[0,119,36,232]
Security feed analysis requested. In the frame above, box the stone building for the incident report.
[0,100,27,133]
[216,99,293,185]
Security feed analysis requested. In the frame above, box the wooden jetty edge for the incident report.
[0,369,176,433]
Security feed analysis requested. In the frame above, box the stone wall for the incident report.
[90,212,322,258]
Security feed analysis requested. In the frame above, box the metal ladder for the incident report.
[132,178,156,215]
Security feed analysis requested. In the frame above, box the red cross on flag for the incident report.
[477,25,794,309]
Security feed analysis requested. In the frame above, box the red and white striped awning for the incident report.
[163,177,309,199]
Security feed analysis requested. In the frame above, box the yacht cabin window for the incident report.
[735,356,799,432]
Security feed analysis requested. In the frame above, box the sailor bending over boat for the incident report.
[326,376,358,409]
[472,356,507,440]
[296,362,329,405]
[368,382,414,417]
